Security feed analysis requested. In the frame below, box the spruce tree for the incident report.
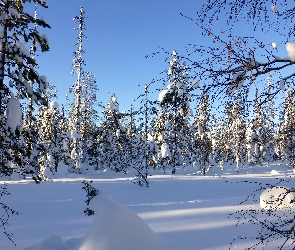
[154,50,192,174]
[210,114,227,170]
[0,0,50,177]
[68,6,99,164]
[37,101,65,178]
[223,93,247,169]
[192,94,212,174]
[92,95,128,172]
[277,88,295,168]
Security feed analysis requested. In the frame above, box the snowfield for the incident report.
[1,163,295,250]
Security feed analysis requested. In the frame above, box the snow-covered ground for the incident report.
[1,163,295,250]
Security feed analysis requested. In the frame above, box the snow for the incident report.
[49,101,59,110]
[270,169,281,175]
[1,164,295,250]
[78,193,170,250]
[107,95,119,112]
[23,80,33,97]
[6,96,22,133]
[158,84,171,103]
[8,7,19,17]
[161,142,171,158]
[260,186,295,209]
[71,130,80,141]
[272,42,277,49]
[286,42,295,62]
[15,41,30,57]
[55,164,69,177]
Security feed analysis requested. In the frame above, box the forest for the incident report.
[2,1,295,249]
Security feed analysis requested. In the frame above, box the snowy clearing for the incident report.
[1,163,295,250]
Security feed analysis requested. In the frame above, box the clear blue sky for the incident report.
[34,0,286,116]
[35,0,205,113]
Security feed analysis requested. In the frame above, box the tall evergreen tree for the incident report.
[68,7,99,163]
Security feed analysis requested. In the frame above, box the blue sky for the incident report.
[33,0,288,118]
[35,0,205,113]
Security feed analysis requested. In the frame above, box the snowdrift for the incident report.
[26,193,172,250]
[260,186,295,209]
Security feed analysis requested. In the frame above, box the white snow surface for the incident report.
[78,193,170,250]
[1,164,295,250]
[260,186,295,209]
[6,96,22,132]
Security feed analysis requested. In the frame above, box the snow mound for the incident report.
[260,186,295,209]
[27,193,172,250]
[270,169,281,175]
[34,235,64,250]
[78,193,170,250]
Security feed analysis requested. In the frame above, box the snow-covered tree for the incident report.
[210,114,227,170]
[276,89,295,168]
[191,94,212,174]
[37,101,67,178]
[79,71,99,145]
[154,50,192,174]
[223,94,247,168]
[90,95,128,172]
[0,1,50,242]
[246,89,276,167]
[68,7,99,159]
[262,74,278,164]
[0,0,50,177]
